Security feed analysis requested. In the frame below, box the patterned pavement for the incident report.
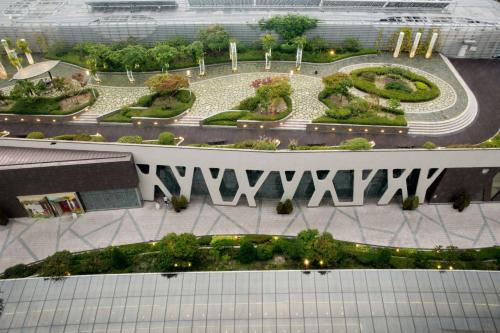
[1,198,499,272]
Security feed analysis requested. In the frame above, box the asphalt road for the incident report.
[1,58,499,149]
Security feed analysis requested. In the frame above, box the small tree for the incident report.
[187,41,205,75]
[260,33,277,54]
[308,36,329,52]
[238,238,257,264]
[16,39,34,65]
[387,98,402,113]
[311,232,340,266]
[145,73,188,96]
[157,233,199,270]
[198,25,230,53]
[259,14,318,41]
[150,43,178,72]
[116,45,147,81]
[322,73,353,103]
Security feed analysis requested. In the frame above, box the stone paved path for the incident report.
[1,199,499,272]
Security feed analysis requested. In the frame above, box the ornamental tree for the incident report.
[149,43,178,72]
[116,44,148,71]
[16,39,34,65]
[145,73,188,95]
[322,72,353,102]
[260,33,277,53]
[198,24,230,53]
[259,14,318,41]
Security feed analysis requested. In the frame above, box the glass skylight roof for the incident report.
[1,269,499,332]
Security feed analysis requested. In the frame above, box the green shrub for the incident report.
[256,245,274,261]
[158,131,175,145]
[52,133,92,141]
[422,141,437,149]
[414,81,429,90]
[326,107,352,119]
[342,38,361,52]
[360,72,376,82]
[338,138,372,150]
[236,96,261,111]
[179,195,189,209]
[279,43,296,53]
[109,247,129,269]
[453,192,470,212]
[3,263,35,279]
[40,251,72,277]
[26,131,44,139]
[283,238,305,260]
[402,195,419,210]
[384,80,412,93]
[238,238,257,264]
[157,233,199,270]
[117,135,143,144]
[175,90,192,103]
[348,98,370,114]
[276,199,294,214]
[136,94,155,107]
[197,235,213,246]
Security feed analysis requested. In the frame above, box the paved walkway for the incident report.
[1,198,499,272]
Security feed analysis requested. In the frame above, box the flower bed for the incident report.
[350,66,440,102]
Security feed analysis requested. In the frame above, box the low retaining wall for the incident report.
[0,108,89,124]
[306,123,408,135]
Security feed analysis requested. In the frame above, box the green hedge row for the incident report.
[313,113,407,126]
[350,66,440,102]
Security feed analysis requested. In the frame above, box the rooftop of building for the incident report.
[0,0,498,26]
[0,146,132,170]
[1,270,499,331]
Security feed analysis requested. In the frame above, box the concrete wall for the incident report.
[1,138,499,210]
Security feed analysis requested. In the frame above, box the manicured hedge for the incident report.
[350,66,440,102]
[52,133,106,142]
[313,113,407,126]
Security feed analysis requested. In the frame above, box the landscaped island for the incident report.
[0,75,97,116]
[102,73,195,123]
[350,66,440,102]
[313,72,407,126]
[203,76,292,126]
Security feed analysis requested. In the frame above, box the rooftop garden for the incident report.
[3,229,499,279]
[313,72,407,126]
[101,73,195,123]
[203,76,293,126]
[0,74,98,116]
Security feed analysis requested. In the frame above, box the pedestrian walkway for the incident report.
[0,198,499,272]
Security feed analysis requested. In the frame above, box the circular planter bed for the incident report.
[350,66,440,102]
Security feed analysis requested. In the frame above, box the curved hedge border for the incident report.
[203,96,292,126]
[350,66,440,102]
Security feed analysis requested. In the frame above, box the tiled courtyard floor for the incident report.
[1,198,499,271]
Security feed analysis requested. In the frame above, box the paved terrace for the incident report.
[1,199,499,272]
[0,57,498,148]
